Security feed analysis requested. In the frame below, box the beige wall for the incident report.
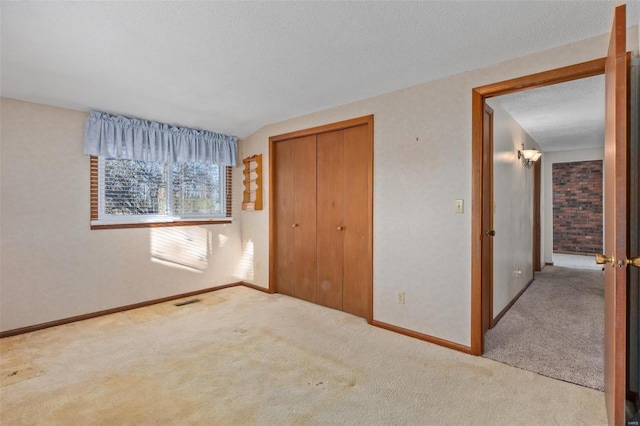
[1,26,637,342]
[0,98,244,332]
[240,27,639,347]
[485,100,541,318]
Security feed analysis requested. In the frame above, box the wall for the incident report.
[0,98,244,332]
[552,160,603,254]
[2,26,637,344]
[542,148,605,264]
[240,27,639,347]
[484,100,540,318]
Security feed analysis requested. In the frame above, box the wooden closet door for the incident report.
[270,115,372,320]
[273,140,295,297]
[273,135,317,301]
[342,124,371,318]
[316,130,345,310]
[293,135,317,303]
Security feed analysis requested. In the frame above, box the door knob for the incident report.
[596,254,640,268]
[625,256,640,268]
[292,223,299,228]
[485,230,495,237]
[337,226,344,231]
[595,253,615,267]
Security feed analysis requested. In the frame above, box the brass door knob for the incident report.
[597,253,640,268]
[595,253,614,265]
[625,256,640,268]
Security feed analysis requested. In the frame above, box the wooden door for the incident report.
[342,124,372,318]
[317,124,372,316]
[532,159,542,272]
[603,5,628,425]
[293,135,318,303]
[481,104,494,335]
[270,115,373,320]
[273,139,295,297]
[317,130,345,310]
[272,135,317,302]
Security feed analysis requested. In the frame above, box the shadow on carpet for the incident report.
[483,266,604,391]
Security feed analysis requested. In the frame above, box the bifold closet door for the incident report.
[316,124,371,317]
[341,124,371,318]
[273,135,317,302]
[316,130,345,310]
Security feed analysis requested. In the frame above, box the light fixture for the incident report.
[517,144,542,168]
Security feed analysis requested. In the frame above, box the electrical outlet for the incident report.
[397,291,405,304]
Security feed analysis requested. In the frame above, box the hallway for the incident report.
[483,266,604,390]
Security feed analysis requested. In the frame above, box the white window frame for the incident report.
[91,157,232,228]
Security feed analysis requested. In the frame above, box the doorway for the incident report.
[472,7,634,423]
[477,75,607,390]
[470,58,607,355]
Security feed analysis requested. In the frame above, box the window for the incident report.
[90,156,232,229]
[84,110,237,229]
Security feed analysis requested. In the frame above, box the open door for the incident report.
[600,4,629,425]
[481,104,494,336]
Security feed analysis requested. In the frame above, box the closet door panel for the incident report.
[273,140,296,296]
[342,125,372,318]
[316,130,344,310]
[293,135,318,303]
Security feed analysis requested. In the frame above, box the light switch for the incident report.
[455,199,464,214]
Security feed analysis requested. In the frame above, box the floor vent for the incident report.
[174,298,201,307]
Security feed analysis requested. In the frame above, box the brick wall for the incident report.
[552,160,603,254]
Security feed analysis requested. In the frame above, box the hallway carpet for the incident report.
[484,266,604,391]
[1,286,606,425]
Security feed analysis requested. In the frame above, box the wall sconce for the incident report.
[517,144,541,168]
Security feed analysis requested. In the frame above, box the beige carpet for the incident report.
[483,266,604,391]
[1,286,607,425]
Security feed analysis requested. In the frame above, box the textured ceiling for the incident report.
[1,1,638,139]
[490,75,605,152]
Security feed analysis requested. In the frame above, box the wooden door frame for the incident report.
[629,57,640,405]
[470,58,606,355]
[481,104,494,333]
[268,115,375,322]
[533,159,542,273]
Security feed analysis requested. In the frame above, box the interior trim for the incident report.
[553,251,597,256]
[269,115,373,142]
[4,278,472,358]
[242,282,273,294]
[491,278,535,328]
[91,219,233,230]
[371,320,472,354]
[470,57,606,355]
[0,281,270,339]
[533,159,542,272]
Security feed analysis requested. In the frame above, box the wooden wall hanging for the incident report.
[242,154,263,211]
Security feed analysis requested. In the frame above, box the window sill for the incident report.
[90,218,233,230]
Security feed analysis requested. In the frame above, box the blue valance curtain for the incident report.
[83,111,238,166]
